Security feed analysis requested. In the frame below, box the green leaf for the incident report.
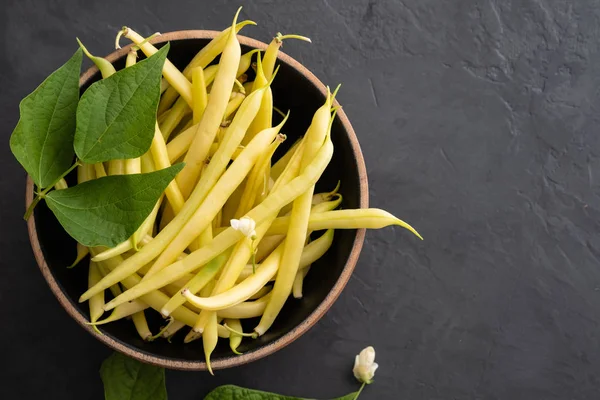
[100,353,166,400]
[74,43,169,163]
[204,385,359,400]
[45,163,183,247]
[331,393,359,400]
[10,49,83,188]
[204,385,303,400]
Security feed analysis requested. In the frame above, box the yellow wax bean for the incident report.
[94,162,107,178]
[192,67,208,124]
[159,101,191,141]
[151,124,185,214]
[165,97,248,163]
[96,261,123,299]
[177,9,243,198]
[222,92,246,124]
[77,38,116,78]
[140,152,155,173]
[267,209,423,238]
[244,53,271,145]
[216,294,271,319]
[226,318,244,354]
[92,232,153,263]
[91,300,148,326]
[124,158,141,174]
[68,242,89,269]
[132,311,152,340]
[203,312,218,375]
[262,33,311,80]
[88,261,104,324]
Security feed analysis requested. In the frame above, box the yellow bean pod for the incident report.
[267,208,423,239]
[176,9,243,198]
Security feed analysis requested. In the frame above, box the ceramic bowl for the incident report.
[26,30,368,370]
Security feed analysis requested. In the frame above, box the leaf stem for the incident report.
[353,382,367,400]
[24,160,81,220]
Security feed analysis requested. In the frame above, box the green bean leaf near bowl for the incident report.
[204,385,359,400]
[204,385,300,399]
[10,48,83,188]
[100,353,167,400]
[74,43,170,163]
[46,163,183,247]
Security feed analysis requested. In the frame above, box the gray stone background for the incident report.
[2,0,600,399]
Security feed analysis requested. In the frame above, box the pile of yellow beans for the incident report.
[74,8,421,373]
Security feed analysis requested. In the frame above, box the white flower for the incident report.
[230,217,256,239]
[353,346,378,384]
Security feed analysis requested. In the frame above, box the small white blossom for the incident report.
[353,346,378,384]
[230,217,256,239]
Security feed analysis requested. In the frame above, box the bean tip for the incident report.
[115,27,128,49]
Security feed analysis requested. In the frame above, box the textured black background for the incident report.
[2,0,600,399]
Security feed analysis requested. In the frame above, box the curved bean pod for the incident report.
[191,67,208,124]
[176,8,243,198]
[226,318,244,354]
[77,38,116,78]
[132,311,152,340]
[216,294,271,319]
[91,232,153,263]
[165,95,247,162]
[88,261,105,324]
[243,53,271,145]
[267,208,423,239]
[262,33,311,80]
[68,242,89,269]
[151,123,185,214]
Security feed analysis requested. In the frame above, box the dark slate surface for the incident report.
[2,0,600,398]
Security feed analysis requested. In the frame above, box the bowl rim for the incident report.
[25,29,369,371]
